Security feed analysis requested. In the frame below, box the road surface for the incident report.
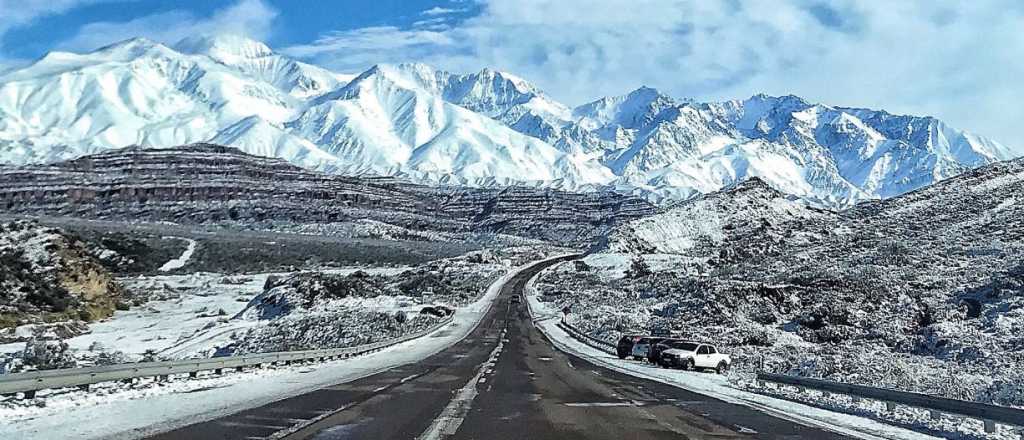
[148,257,851,439]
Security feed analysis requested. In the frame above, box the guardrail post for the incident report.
[885,402,896,412]
[930,410,941,421]
[983,419,996,434]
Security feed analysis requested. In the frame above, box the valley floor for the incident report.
[0,267,409,362]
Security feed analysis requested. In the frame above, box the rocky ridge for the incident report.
[0,144,655,244]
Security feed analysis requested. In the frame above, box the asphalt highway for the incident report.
[147,257,851,439]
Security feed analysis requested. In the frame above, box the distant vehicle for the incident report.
[420,305,454,317]
[659,342,731,373]
[648,338,681,364]
[616,334,644,359]
[630,337,661,361]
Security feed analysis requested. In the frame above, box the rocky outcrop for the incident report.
[0,220,124,331]
[0,144,656,244]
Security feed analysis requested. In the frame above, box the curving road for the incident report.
[147,256,851,439]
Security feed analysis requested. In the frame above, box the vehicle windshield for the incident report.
[3,4,1000,439]
[669,342,699,351]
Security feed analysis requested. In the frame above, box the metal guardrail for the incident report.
[757,372,1024,433]
[557,320,616,355]
[557,316,1024,435]
[0,314,454,399]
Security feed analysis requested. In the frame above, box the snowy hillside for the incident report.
[0,35,1017,205]
[606,178,832,254]
[538,156,1024,407]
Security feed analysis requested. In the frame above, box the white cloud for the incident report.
[284,26,456,64]
[421,6,467,16]
[0,0,115,63]
[283,0,1024,147]
[0,0,100,31]
[56,0,278,52]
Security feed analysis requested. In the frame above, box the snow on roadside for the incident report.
[0,267,412,362]
[524,275,957,440]
[158,238,197,272]
[0,257,550,440]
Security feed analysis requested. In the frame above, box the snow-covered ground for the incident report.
[0,258,531,440]
[0,267,409,362]
[525,271,1023,440]
[577,253,696,280]
[156,238,196,272]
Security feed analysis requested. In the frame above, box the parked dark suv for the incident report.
[616,334,644,359]
[647,338,679,364]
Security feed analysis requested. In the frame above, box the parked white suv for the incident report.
[658,341,731,373]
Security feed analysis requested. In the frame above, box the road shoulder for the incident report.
[523,263,939,440]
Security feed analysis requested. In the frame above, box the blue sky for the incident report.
[0,1,478,60]
[1,0,1022,146]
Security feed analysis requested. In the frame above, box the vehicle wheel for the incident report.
[683,359,694,371]
[716,362,728,374]
[633,356,643,361]
[617,353,626,360]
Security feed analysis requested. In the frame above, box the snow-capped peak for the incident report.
[0,35,1017,208]
[474,67,538,95]
[574,86,677,131]
[73,37,176,63]
[94,37,167,54]
[174,34,274,60]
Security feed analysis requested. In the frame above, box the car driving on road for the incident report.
[659,342,731,374]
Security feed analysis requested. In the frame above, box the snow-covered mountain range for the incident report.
[0,35,1016,206]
